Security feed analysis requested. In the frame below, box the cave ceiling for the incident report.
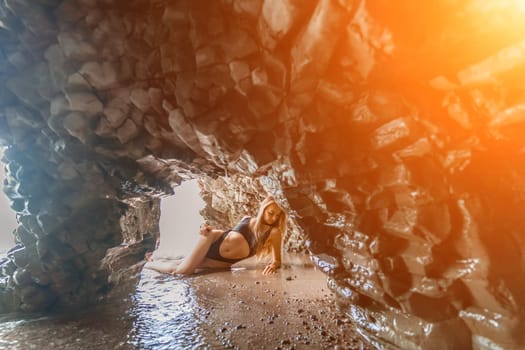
[0,0,524,349]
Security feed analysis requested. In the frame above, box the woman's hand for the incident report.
[199,223,212,237]
[262,263,279,275]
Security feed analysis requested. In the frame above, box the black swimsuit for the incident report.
[205,217,270,264]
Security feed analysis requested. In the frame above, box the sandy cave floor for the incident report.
[0,253,374,350]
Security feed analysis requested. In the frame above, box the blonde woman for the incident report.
[144,196,287,275]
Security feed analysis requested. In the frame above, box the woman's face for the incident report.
[263,204,281,226]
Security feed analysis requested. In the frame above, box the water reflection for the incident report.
[0,268,213,350]
[127,269,206,349]
[0,256,370,349]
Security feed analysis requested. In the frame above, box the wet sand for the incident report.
[189,255,373,349]
[0,254,374,349]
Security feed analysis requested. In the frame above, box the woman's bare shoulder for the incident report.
[268,226,282,237]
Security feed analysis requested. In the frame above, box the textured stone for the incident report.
[489,103,525,128]
[19,284,55,312]
[130,87,151,113]
[57,31,97,60]
[232,0,262,17]
[0,3,524,349]
[7,51,33,71]
[103,106,127,129]
[195,46,218,69]
[116,119,139,144]
[94,116,113,138]
[67,73,91,90]
[6,70,46,108]
[229,60,251,84]
[9,245,29,268]
[168,108,204,155]
[49,96,68,119]
[13,267,33,286]
[261,0,298,40]
[290,0,349,92]
[4,106,42,129]
[55,0,86,23]
[63,112,89,143]
[394,138,432,159]
[457,40,525,87]
[78,61,118,90]
[371,118,411,150]
[65,91,103,118]
[460,307,520,349]
[148,88,164,116]
[57,159,80,180]
[219,29,258,61]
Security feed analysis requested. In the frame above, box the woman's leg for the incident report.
[173,235,216,275]
[144,259,182,273]
[144,235,217,275]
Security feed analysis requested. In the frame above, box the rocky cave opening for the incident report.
[0,0,524,349]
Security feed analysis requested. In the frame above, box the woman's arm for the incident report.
[262,229,282,275]
[199,224,224,240]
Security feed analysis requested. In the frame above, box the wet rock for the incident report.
[20,284,55,312]
[457,40,525,87]
[130,87,151,113]
[489,103,525,128]
[290,0,349,92]
[36,235,75,261]
[0,2,524,349]
[1,259,17,276]
[460,307,519,349]
[116,119,139,145]
[232,0,262,17]
[65,91,103,118]
[260,0,299,44]
[223,29,259,61]
[78,61,119,90]
[9,245,30,268]
[95,116,113,138]
[371,118,412,150]
[57,31,97,60]
[13,267,33,286]
[63,112,89,143]
[14,225,36,247]
[6,69,47,108]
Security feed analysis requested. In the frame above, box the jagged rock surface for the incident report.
[0,1,523,349]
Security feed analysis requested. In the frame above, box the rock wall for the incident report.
[0,0,523,348]
[120,197,161,244]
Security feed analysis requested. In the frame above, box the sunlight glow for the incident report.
[154,179,205,259]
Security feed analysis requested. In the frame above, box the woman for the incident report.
[144,196,287,276]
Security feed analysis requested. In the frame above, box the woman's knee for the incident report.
[199,234,216,244]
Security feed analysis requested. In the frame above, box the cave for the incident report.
[0,0,524,349]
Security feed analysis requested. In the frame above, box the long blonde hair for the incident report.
[253,196,287,256]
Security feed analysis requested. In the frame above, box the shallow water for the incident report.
[128,271,212,349]
[0,256,373,349]
[0,271,214,349]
